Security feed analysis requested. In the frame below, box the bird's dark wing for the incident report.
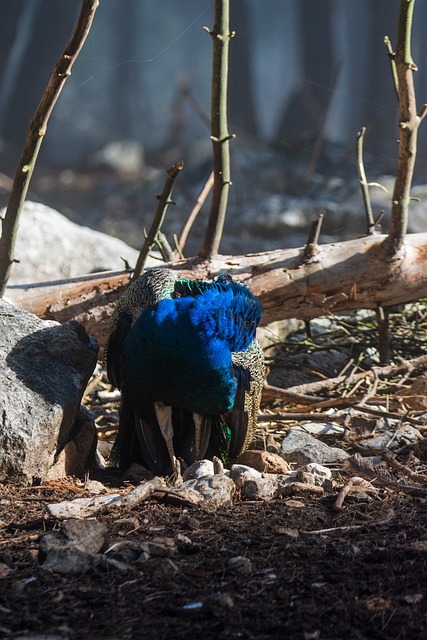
[105,310,133,390]
[106,268,179,390]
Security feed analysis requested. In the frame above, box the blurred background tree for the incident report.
[5,0,427,171]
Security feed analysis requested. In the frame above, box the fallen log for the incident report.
[5,233,427,350]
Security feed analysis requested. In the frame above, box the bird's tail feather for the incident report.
[171,411,212,466]
[112,395,172,474]
[113,400,215,474]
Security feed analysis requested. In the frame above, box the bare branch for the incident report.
[0,0,99,297]
[132,161,184,281]
[357,127,376,234]
[178,171,214,253]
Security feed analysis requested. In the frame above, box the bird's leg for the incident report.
[154,401,177,473]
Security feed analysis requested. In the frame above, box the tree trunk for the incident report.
[5,232,427,352]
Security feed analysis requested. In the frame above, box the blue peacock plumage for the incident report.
[105,268,265,475]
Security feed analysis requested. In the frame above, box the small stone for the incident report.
[183,459,214,480]
[105,541,141,563]
[123,462,153,482]
[140,537,177,558]
[228,556,252,575]
[402,593,424,605]
[210,593,235,609]
[0,562,12,578]
[174,533,197,553]
[296,463,332,487]
[40,519,108,558]
[84,480,108,494]
[89,140,145,178]
[285,499,305,508]
[357,426,421,452]
[164,474,235,508]
[157,558,180,576]
[395,425,423,445]
[212,456,224,475]
[296,421,345,437]
[95,555,130,572]
[358,431,395,451]
[229,464,262,489]
[235,449,290,474]
[41,550,92,575]
[280,430,348,465]
[241,476,279,500]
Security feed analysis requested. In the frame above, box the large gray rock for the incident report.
[6,201,140,285]
[0,300,98,483]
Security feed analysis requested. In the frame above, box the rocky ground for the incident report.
[0,145,427,639]
[1,307,427,640]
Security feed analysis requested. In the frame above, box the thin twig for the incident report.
[155,231,175,262]
[357,127,376,234]
[301,511,396,535]
[258,412,348,424]
[0,0,99,296]
[282,353,427,397]
[178,171,214,253]
[179,78,211,129]
[359,369,380,405]
[352,404,424,426]
[262,382,323,405]
[384,35,399,99]
[333,477,378,511]
[344,453,427,496]
[132,161,184,281]
[376,305,391,365]
[382,450,427,485]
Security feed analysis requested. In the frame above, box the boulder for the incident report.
[5,201,141,285]
[0,300,98,483]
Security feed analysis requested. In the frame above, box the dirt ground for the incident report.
[0,159,426,639]
[0,475,426,640]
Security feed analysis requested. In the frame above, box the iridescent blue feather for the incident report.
[105,268,265,474]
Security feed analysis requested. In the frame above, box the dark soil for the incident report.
[0,480,426,640]
[0,155,426,640]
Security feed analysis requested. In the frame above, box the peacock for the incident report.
[105,267,265,475]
